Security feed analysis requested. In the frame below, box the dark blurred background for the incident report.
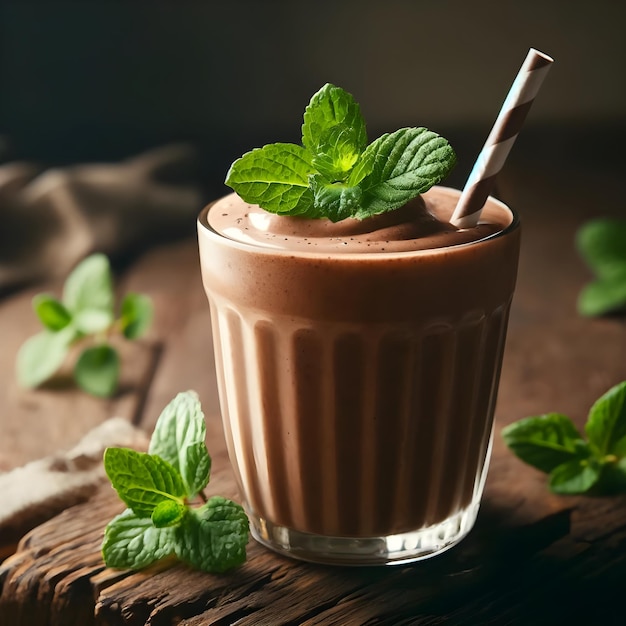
[2,0,624,198]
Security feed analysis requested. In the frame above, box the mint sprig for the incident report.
[104,448,187,517]
[502,381,626,494]
[225,83,456,222]
[102,391,249,573]
[148,390,212,498]
[576,218,626,316]
[16,253,153,397]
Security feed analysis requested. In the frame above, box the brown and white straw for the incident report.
[451,48,554,228]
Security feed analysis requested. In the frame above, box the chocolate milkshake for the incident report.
[198,185,520,564]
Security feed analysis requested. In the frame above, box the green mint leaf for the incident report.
[102,391,250,574]
[577,272,626,317]
[576,218,626,280]
[502,413,589,473]
[585,380,626,456]
[576,219,626,318]
[610,433,626,458]
[104,447,187,518]
[549,458,602,495]
[102,508,177,570]
[175,496,249,573]
[597,457,626,494]
[16,326,75,388]
[309,174,362,222]
[225,143,315,215]
[62,253,114,315]
[503,382,626,497]
[148,391,211,498]
[32,294,72,331]
[21,253,153,397]
[178,441,212,498]
[356,127,457,218]
[225,84,455,221]
[74,344,120,397]
[310,124,364,181]
[120,292,154,339]
[73,309,115,334]
[302,83,367,158]
[346,148,376,187]
[152,500,187,528]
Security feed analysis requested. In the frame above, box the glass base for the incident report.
[248,501,481,566]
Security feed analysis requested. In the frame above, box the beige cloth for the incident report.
[0,418,148,560]
[0,144,204,292]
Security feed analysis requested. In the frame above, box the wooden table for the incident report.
[1,158,626,625]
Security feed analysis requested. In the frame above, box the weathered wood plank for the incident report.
[1,455,615,625]
[0,454,574,626]
[420,495,626,626]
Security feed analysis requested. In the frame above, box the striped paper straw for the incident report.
[451,48,554,228]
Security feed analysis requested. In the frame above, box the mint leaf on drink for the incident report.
[308,175,362,222]
[576,218,626,316]
[302,85,368,182]
[309,125,366,182]
[15,253,153,397]
[302,83,367,157]
[225,83,456,222]
[356,127,458,218]
[225,143,315,215]
[102,390,249,574]
[503,381,626,495]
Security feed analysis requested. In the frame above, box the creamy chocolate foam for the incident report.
[208,187,509,253]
